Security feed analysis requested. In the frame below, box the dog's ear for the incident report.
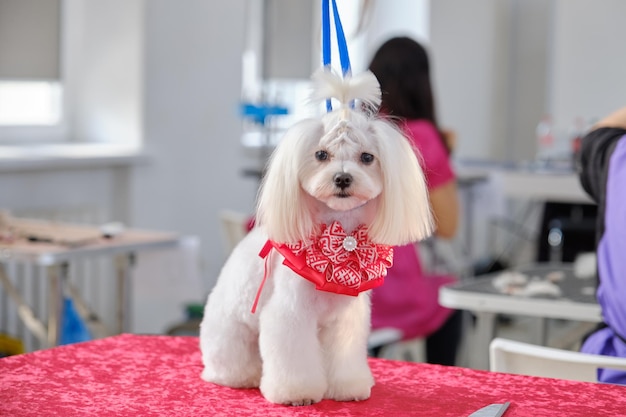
[367,120,434,246]
[256,119,324,244]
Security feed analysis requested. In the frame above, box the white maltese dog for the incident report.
[200,69,433,406]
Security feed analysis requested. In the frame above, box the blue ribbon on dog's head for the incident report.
[322,0,352,112]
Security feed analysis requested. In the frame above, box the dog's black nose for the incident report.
[333,172,353,190]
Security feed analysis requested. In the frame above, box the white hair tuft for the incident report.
[311,69,381,109]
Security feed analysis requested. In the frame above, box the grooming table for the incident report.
[440,262,601,369]
[0,218,182,348]
[1,334,625,416]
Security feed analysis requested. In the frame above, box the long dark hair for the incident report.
[368,37,449,153]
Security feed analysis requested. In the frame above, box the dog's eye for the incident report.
[360,153,375,164]
[315,150,329,161]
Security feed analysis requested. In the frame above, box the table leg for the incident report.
[115,253,135,334]
[465,185,477,263]
[531,317,549,346]
[46,263,68,347]
[0,264,48,345]
[65,281,110,339]
[473,311,497,370]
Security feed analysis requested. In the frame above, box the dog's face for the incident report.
[256,70,433,246]
[300,120,383,212]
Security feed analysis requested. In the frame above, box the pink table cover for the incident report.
[2,334,625,416]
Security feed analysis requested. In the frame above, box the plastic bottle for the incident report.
[535,114,554,162]
[569,116,585,157]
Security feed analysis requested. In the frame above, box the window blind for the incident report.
[0,0,61,80]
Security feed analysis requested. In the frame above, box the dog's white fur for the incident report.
[200,69,433,406]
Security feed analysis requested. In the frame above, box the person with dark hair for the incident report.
[577,105,626,384]
[368,36,462,365]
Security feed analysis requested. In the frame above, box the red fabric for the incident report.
[261,222,392,296]
[402,119,455,189]
[2,334,626,417]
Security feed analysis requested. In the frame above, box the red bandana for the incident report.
[252,221,393,312]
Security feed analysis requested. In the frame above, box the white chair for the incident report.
[368,327,426,363]
[378,337,426,363]
[489,337,626,382]
[218,210,250,255]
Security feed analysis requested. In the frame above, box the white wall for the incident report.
[133,0,257,296]
[430,0,508,160]
[430,0,626,163]
[0,166,127,221]
[550,0,626,132]
[63,0,143,145]
[429,0,556,162]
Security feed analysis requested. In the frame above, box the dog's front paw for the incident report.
[287,398,319,407]
[260,376,327,406]
[201,366,260,389]
[325,370,374,402]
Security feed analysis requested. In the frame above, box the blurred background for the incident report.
[1,0,624,354]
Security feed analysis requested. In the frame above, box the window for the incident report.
[0,1,143,146]
[0,0,63,141]
[0,81,62,126]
